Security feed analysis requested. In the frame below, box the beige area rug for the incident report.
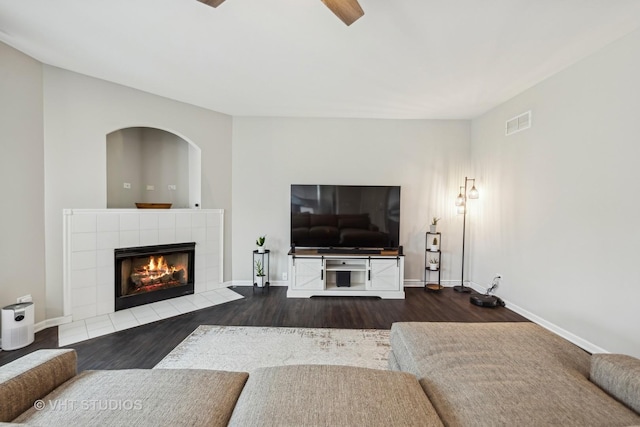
[154,325,391,372]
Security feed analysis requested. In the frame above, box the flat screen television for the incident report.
[290,185,401,249]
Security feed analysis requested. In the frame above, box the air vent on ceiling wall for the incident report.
[505,110,531,136]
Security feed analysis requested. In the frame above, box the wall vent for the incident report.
[505,110,531,136]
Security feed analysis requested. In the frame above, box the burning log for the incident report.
[118,249,191,298]
[129,255,188,288]
[174,268,186,283]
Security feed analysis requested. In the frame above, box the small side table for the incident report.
[253,250,270,294]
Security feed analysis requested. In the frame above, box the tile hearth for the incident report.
[58,288,242,347]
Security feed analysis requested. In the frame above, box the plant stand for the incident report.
[253,250,270,294]
[424,232,442,291]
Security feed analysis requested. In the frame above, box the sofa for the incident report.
[0,349,442,426]
[2,323,639,426]
[291,212,391,247]
[389,322,640,426]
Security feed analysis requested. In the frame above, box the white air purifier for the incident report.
[2,302,35,351]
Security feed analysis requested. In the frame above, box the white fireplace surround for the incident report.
[63,209,224,321]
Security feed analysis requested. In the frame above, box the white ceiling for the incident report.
[1,0,640,119]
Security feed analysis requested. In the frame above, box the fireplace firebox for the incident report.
[114,242,195,311]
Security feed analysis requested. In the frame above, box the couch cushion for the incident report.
[0,349,77,422]
[388,350,401,371]
[591,353,640,414]
[228,364,443,427]
[14,369,248,426]
[390,322,640,426]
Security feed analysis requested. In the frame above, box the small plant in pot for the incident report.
[430,217,440,233]
[256,235,266,253]
[429,257,439,270]
[430,237,439,251]
[255,260,266,287]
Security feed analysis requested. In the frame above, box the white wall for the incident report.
[0,42,46,323]
[139,128,190,207]
[43,66,233,319]
[106,128,143,208]
[232,117,470,284]
[470,28,640,357]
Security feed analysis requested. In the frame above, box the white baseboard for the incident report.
[466,280,488,293]
[230,279,461,288]
[403,279,460,287]
[468,281,608,355]
[231,280,459,290]
[228,280,288,287]
[35,315,73,333]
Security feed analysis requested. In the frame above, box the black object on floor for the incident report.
[470,294,505,308]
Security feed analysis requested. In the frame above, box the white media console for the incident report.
[287,249,405,299]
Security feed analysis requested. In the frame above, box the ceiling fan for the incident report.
[197,0,365,26]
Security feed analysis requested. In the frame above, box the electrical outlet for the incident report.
[282,272,288,281]
[17,294,32,303]
[168,184,177,190]
[146,185,154,191]
[123,182,131,189]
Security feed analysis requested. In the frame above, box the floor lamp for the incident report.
[454,177,479,293]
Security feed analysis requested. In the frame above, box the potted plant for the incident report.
[429,257,439,270]
[256,235,266,253]
[430,237,439,252]
[255,260,266,287]
[430,217,440,233]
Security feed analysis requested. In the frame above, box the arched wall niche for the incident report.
[106,126,201,209]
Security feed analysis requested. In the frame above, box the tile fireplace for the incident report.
[63,209,224,321]
[115,242,196,311]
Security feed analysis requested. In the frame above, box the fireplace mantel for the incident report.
[63,209,224,321]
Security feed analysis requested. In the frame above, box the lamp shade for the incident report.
[468,185,479,199]
[455,187,465,206]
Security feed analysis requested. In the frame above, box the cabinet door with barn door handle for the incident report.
[290,258,324,290]
[368,258,401,291]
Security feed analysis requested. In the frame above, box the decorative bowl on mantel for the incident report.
[135,203,172,209]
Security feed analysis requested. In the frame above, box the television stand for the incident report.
[287,249,405,299]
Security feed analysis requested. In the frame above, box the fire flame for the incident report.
[143,256,176,279]
[128,254,188,294]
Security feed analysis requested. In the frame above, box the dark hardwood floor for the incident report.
[0,286,527,371]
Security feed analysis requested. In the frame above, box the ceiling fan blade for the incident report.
[198,0,226,8]
[321,0,364,26]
